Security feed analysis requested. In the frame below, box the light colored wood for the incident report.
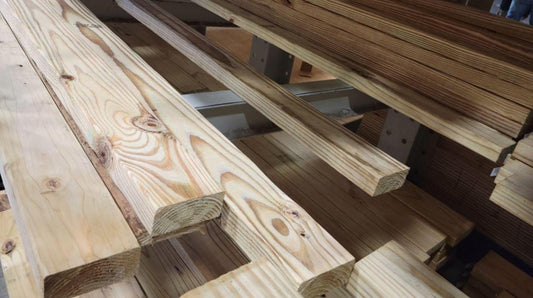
[192,0,515,163]
[0,15,140,297]
[107,22,226,94]
[117,0,409,197]
[470,251,533,298]
[514,134,533,167]
[234,132,455,263]
[0,208,145,298]
[346,241,467,297]
[0,0,225,240]
[182,258,301,298]
[240,0,531,136]
[490,184,533,226]
[390,182,474,247]
[1,0,355,295]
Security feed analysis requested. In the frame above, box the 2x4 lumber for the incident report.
[281,0,533,110]
[470,251,533,298]
[0,15,140,297]
[0,207,145,298]
[344,0,533,73]
[192,0,515,163]
[2,0,355,295]
[305,0,533,91]
[234,132,448,262]
[514,134,533,167]
[345,241,467,297]
[222,0,530,137]
[182,258,301,297]
[389,182,474,247]
[117,0,409,197]
[0,0,225,240]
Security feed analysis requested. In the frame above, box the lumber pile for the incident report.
[190,0,523,163]
[464,251,533,298]
[490,135,533,225]
[116,0,410,197]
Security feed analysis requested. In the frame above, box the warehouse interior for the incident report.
[0,0,532,297]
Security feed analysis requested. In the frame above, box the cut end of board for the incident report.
[298,260,355,297]
[151,191,225,237]
[372,169,409,197]
[43,248,141,298]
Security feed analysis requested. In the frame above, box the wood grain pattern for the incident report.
[0,15,140,297]
[182,258,301,298]
[306,0,533,91]
[0,207,145,298]
[192,0,515,163]
[228,0,531,137]
[282,0,533,110]
[0,0,225,239]
[0,190,9,212]
[1,0,355,294]
[233,132,462,263]
[469,251,533,298]
[346,241,467,297]
[118,0,409,197]
[514,134,533,167]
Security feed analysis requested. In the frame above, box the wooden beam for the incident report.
[0,190,9,212]
[1,0,354,295]
[117,0,409,197]
[305,0,533,91]
[514,134,533,167]
[181,258,301,297]
[0,207,145,298]
[192,0,515,163]
[0,15,140,297]
[0,0,226,240]
[336,241,467,297]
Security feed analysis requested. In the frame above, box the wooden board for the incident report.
[0,208,145,298]
[0,0,225,240]
[0,15,140,297]
[192,0,515,163]
[182,258,300,297]
[0,190,9,213]
[1,0,355,295]
[234,132,458,263]
[343,241,467,297]
[107,22,226,94]
[231,0,531,137]
[514,134,533,167]
[469,251,533,298]
[117,0,409,197]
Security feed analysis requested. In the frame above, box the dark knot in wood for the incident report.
[1,239,16,255]
[94,136,113,168]
[132,114,165,133]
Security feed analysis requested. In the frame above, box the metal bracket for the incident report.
[249,36,294,84]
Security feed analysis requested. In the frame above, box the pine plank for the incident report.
[192,0,515,162]
[306,0,533,91]
[283,0,533,110]
[117,0,409,197]
[344,241,467,297]
[182,258,301,298]
[0,208,145,298]
[514,134,533,167]
[234,132,452,262]
[0,15,140,297]
[234,0,531,136]
[0,0,225,240]
[0,0,355,295]
[470,251,533,298]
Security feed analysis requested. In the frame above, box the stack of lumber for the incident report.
[490,135,533,225]
[464,251,533,298]
[188,0,528,163]
[0,0,357,295]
